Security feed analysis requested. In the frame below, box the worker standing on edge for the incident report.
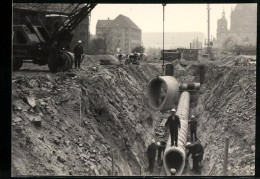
[166,108,181,147]
[118,52,123,64]
[74,40,84,69]
[146,139,157,174]
[188,115,198,142]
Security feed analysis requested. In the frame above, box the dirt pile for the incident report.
[173,56,256,176]
[195,65,256,176]
[12,54,256,176]
[12,63,163,176]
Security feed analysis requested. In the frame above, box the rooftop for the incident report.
[96,14,141,30]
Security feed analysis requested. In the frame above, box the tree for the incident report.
[88,38,106,54]
[132,46,145,53]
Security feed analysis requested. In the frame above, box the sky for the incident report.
[90,4,238,38]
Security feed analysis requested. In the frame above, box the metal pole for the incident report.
[79,98,82,127]
[207,4,211,58]
[223,136,229,176]
[162,3,166,74]
[112,149,114,176]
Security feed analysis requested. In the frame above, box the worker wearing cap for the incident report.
[165,108,181,147]
[146,139,157,174]
[73,40,84,69]
[186,140,204,174]
[188,115,198,142]
[156,141,166,165]
[170,168,176,176]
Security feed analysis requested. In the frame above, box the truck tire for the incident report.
[63,52,74,70]
[13,58,23,71]
[48,53,67,73]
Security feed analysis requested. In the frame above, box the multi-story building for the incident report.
[71,15,90,53]
[216,4,257,49]
[96,14,142,53]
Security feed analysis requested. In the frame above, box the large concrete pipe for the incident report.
[147,76,179,112]
[163,91,190,176]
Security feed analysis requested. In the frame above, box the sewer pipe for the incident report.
[163,91,190,176]
[147,76,179,112]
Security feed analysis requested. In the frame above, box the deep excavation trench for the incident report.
[12,55,255,176]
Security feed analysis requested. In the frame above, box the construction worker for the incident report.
[118,53,123,64]
[73,40,84,69]
[146,139,157,174]
[170,168,176,176]
[188,115,198,142]
[186,140,204,174]
[156,141,166,164]
[165,108,181,147]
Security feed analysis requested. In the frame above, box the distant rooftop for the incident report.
[96,14,141,30]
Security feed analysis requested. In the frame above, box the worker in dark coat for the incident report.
[188,115,198,142]
[73,40,84,69]
[186,140,204,174]
[156,141,166,164]
[146,139,157,173]
[165,108,181,147]
[118,53,123,64]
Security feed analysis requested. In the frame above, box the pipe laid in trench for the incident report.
[147,76,179,112]
[163,91,190,176]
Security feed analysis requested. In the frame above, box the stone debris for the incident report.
[57,155,66,163]
[12,55,255,176]
[24,97,36,107]
[13,117,22,123]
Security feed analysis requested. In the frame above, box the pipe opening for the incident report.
[165,150,184,174]
[148,78,167,108]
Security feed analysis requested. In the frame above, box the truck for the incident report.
[160,49,181,61]
[12,3,97,72]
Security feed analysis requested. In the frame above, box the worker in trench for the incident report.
[188,115,198,142]
[118,52,123,64]
[165,108,181,147]
[185,139,204,174]
[146,139,157,174]
[156,141,166,165]
[73,40,84,69]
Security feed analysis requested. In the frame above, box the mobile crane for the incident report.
[13,3,97,72]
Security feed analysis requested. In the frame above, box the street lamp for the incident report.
[162,3,166,74]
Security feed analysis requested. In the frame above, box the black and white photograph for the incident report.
[11,2,257,176]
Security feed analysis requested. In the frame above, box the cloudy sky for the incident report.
[90,3,238,38]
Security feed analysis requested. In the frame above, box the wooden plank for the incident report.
[159,118,168,127]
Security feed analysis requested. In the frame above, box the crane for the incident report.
[13,3,97,72]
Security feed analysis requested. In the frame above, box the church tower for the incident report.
[217,9,228,37]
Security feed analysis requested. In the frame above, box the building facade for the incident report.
[71,15,90,53]
[216,4,257,49]
[96,14,142,53]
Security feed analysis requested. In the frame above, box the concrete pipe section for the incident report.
[163,91,190,176]
[179,83,200,91]
[147,76,179,112]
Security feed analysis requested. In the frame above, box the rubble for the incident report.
[12,54,255,176]
[12,62,163,176]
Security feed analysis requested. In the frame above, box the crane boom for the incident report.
[47,3,97,46]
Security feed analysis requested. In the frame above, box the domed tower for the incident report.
[216,9,229,48]
[217,9,228,37]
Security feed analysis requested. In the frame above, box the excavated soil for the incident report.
[11,55,256,176]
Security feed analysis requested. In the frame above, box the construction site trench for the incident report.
[12,55,256,176]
